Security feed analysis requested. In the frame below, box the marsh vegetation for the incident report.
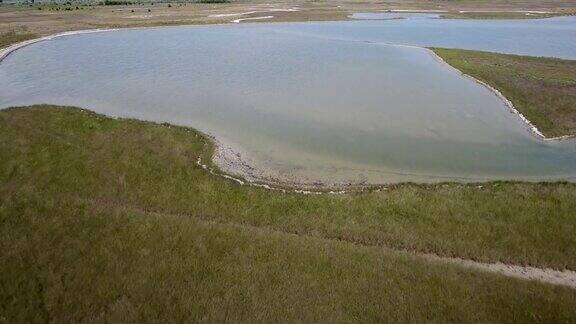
[1,105,576,321]
[434,48,576,138]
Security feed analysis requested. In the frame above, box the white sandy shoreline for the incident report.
[232,16,274,24]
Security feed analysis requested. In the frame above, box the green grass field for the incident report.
[0,29,36,49]
[433,48,576,138]
[2,105,576,321]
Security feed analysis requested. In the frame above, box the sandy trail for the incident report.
[82,196,576,290]
[208,8,299,18]
[424,254,576,289]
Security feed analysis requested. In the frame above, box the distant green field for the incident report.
[433,48,576,138]
[1,105,576,321]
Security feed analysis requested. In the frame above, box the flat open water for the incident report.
[1,15,576,185]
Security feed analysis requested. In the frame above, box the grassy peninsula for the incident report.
[1,105,576,321]
[433,48,576,138]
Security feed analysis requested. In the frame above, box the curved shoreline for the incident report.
[0,29,119,63]
[1,25,575,191]
[427,48,575,141]
[3,26,572,142]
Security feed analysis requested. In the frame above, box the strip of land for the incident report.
[1,0,575,39]
[0,29,117,63]
[3,3,575,143]
[433,48,576,138]
[2,105,576,321]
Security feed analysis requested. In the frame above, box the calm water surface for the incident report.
[1,17,576,185]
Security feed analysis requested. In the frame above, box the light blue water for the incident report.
[1,17,576,185]
[275,15,576,59]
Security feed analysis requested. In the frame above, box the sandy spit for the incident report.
[232,16,274,24]
[208,8,299,18]
[0,29,118,63]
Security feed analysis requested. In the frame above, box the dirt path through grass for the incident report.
[81,196,576,289]
[424,254,576,289]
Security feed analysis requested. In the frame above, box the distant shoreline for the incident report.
[0,29,119,63]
